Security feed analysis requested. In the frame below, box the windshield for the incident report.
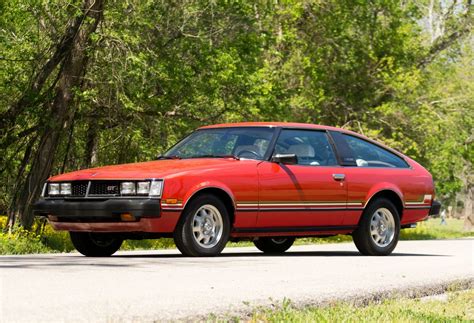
[164,127,275,160]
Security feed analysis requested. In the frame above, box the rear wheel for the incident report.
[254,237,295,254]
[173,194,230,256]
[352,198,400,256]
[69,232,123,257]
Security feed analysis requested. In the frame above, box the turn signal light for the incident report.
[120,213,136,222]
[48,215,58,221]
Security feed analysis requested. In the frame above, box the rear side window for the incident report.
[343,135,409,168]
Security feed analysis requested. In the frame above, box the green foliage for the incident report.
[0,228,51,255]
[121,238,175,251]
[1,0,473,220]
[245,289,474,322]
[400,218,474,240]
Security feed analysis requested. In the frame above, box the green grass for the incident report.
[241,289,474,322]
[400,217,474,240]
[0,217,472,255]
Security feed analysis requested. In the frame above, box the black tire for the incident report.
[173,194,230,257]
[254,237,295,254]
[352,198,400,256]
[69,232,123,257]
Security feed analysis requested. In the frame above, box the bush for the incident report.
[0,216,73,254]
[0,227,51,255]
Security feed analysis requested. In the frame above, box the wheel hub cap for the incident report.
[370,207,395,248]
[192,204,223,249]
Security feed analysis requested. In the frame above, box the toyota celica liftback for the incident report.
[34,122,441,257]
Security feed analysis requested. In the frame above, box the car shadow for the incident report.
[114,250,449,258]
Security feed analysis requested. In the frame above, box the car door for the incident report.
[256,129,347,228]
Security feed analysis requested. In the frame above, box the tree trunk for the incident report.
[84,116,99,168]
[7,0,105,229]
[463,186,473,231]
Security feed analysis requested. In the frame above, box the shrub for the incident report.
[0,227,51,255]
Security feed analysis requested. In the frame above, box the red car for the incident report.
[34,122,440,257]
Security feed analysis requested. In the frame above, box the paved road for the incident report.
[1,239,473,322]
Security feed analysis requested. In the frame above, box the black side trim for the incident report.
[328,131,357,166]
[233,225,357,233]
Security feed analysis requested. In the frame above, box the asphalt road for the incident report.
[1,239,473,322]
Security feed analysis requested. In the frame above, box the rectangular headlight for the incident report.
[137,181,150,195]
[60,183,71,195]
[149,180,163,197]
[121,182,136,195]
[48,183,60,195]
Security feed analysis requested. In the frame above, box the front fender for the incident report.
[181,180,236,210]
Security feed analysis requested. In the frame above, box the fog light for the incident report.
[121,182,136,195]
[48,183,60,195]
[137,181,150,195]
[121,213,136,222]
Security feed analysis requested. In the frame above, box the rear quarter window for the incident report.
[343,135,409,168]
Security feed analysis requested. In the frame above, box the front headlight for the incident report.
[121,182,136,195]
[137,181,151,195]
[121,180,162,197]
[48,183,60,195]
[48,183,71,196]
[60,183,71,195]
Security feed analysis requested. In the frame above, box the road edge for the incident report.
[198,277,474,322]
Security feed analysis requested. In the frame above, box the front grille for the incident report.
[89,181,121,196]
[71,182,88,197]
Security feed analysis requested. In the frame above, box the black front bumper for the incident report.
[33,198,161,219]
[429,200,441,216]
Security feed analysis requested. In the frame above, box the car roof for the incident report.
[198,122,407,159]
[199,122,343,132]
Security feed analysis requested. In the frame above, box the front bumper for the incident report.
[33,198,161,220]
[429,200,441,216]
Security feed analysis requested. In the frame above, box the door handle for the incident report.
[332,174,345,181]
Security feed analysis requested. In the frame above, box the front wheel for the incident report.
[69,232,123,257]
[254,237,295,254]
[352,198,400,256]
[173,194,230,256]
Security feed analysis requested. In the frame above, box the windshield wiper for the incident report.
[156,155,181,160]
[188,154,240,160]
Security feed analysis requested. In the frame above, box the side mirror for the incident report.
[271,153,298,165]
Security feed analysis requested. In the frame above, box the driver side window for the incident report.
[274,129,337,166]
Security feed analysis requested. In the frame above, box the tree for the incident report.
[5,0,105,228]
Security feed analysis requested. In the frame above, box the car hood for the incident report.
[49,158,257,181]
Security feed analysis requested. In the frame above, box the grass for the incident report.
[0,216,472,255]
[238,289,474,322]
[400,217,474,240]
